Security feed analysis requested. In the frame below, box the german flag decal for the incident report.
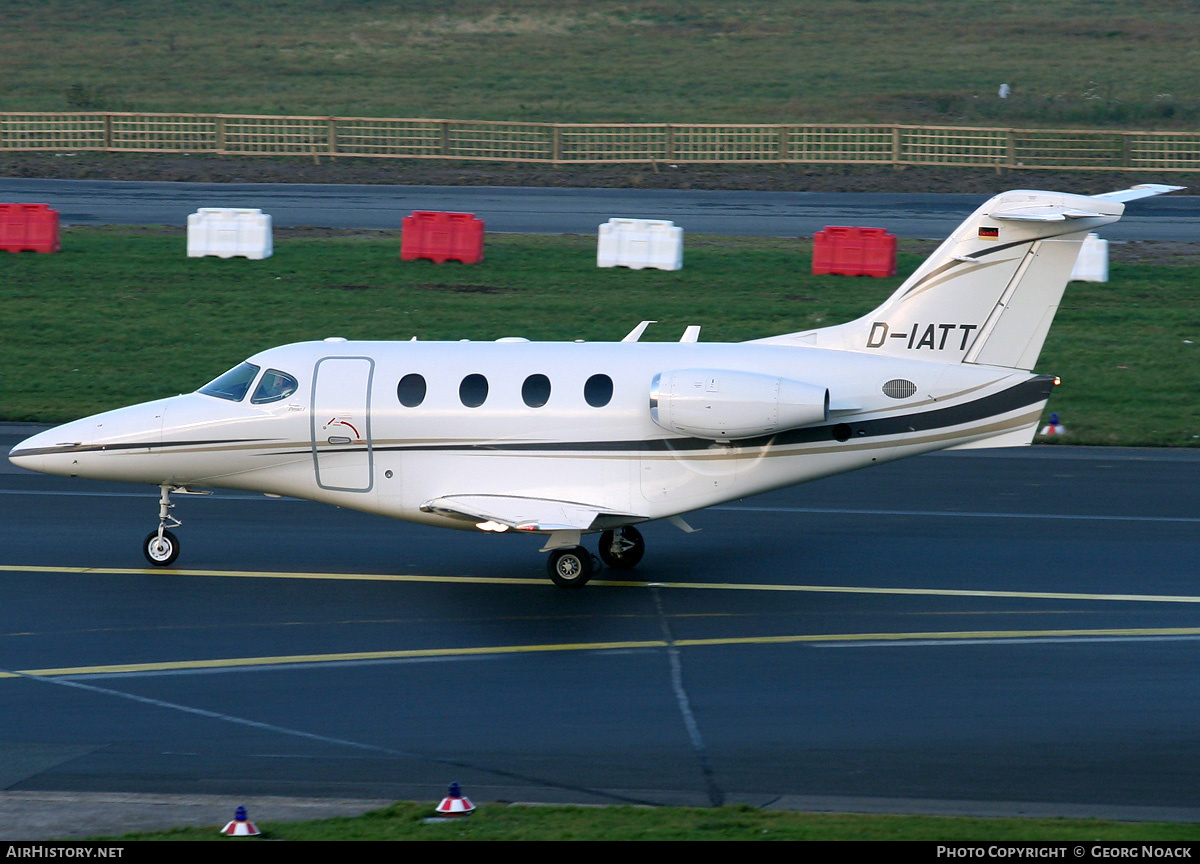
[978,226,999,239]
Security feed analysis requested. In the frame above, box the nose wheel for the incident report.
[144,529,180,566]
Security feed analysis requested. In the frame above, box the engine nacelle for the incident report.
[649,368,830,440]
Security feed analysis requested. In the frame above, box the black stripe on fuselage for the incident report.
[375,375,1054,454]
[10,377,1052,461]
[8,438,272,458]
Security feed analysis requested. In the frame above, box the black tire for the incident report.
[547,546,593,588]
[598,525,645,570]
[143,529,180,567]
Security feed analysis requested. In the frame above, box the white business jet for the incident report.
[8,184,1180,587]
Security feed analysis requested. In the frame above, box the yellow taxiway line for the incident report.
[4,563,1200,605]
[4,626,1200,680]
[5,563,1200,680]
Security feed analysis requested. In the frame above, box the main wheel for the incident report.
[547,546,594,588]
[143,529,180,567]
[598,525,645,570]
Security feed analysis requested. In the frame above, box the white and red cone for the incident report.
[1040,412,1067,436]
[435,782,475,816]
[220,805,260,836]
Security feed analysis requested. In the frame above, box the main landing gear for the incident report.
[547,547,598,588]
[545,525,645,589]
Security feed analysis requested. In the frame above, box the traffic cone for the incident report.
[220,805,260,836]
[435,782,475,816]
[1039,412,1067,436]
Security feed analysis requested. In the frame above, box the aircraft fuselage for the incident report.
[11,337,1049,529]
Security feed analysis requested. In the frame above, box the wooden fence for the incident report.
[3,113,1199,171]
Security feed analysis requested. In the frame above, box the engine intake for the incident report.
[650,369,829,440]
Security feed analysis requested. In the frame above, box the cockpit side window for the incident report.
[251,369,299,404]
[199,362,261,402]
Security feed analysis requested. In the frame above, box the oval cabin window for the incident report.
[522,374,551,408]
[584,374,613,408]
[459,373,489,408]
[397,374,427,407]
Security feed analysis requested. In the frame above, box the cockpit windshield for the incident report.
[198,362,261,402]
[251,369,299,404]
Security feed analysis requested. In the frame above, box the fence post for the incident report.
[1006,129,1016,168]
[440,121,450,157]
[552,124,562,163]
[327,118,337,156]
[103,113,113,151]
[1121,132,1132,168]
[778,125,789,162]
[891,127,901,165]
[215,116,226,154]
[665,124,674,162]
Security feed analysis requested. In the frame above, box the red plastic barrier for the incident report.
[401,211,484,264]
[812,226,895,277]
[0,203,60,254]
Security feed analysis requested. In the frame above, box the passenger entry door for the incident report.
[311,357,374,492]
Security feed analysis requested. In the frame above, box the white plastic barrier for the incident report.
[597,218,683,271]
[187,208,273,259]
[1070,232,1108,282]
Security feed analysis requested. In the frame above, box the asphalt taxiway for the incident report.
[0,178,1193,239]
[3,424,1200,836]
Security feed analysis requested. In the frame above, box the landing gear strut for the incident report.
[143,485,182,567]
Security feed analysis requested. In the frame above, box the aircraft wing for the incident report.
[420,494,647,532]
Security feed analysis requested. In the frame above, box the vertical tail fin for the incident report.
[758,185,1179,370]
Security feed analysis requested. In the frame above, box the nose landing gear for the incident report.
[143,485,183,567]
[142,484,210,567]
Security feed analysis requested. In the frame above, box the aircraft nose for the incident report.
[7,420,93,477]
[7,435,44,473]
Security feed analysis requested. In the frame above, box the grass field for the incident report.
[3,1,1199,128]
[2,227,1197,446]
[95,801,1200,841]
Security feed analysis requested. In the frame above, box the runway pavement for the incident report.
[0,177,1194,239]
[3,422,1200,836]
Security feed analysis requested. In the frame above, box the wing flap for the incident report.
[421,494,647,533]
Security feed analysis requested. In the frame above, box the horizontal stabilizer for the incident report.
[991,206,1107,221]
[421,494,646,533]
[1091,184,1185,203]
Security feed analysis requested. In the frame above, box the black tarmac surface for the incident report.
[0,178,1194,239]
[3,423,1200,836]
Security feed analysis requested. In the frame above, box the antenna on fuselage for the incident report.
[621,320,657,342]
